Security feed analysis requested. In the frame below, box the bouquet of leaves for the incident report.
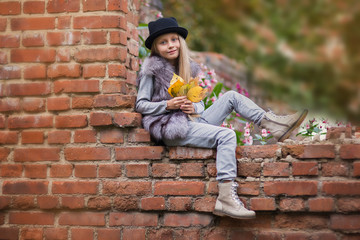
[168,73,208,102]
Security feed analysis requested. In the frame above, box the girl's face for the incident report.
[155,33,180,64]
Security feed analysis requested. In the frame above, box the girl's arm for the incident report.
[135,74,169,115]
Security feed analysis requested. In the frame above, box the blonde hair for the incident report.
[151,34,191,83]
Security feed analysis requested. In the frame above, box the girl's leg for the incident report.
[199,90,265,126]
[163,121,237,181]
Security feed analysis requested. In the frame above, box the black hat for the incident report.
[145,17,188,49]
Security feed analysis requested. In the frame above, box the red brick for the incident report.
[0,164,22,177]
[3,180,48,194]
[83,31,107,44]
[97,229,121,240]
[273,214,328,229]
[83,0,106,11]
[74,16,126,30]
[0,131,18,144]
[14,148,59,162]
[99,129,124,143]
[126,164,149,178]
[238,181,260,196]
[330,215,360,231]
[322,181,360,195]
[12,196,36,210]
[128,128,150,143]
[193,196,216,212]
[264,181,318,196]
[83,64,106,78]
[308,197,335,212]
[61,196,85,209]
[281,144,335,159]
[8,115,52,129]
[292,162,318,176]
[110,31,127,45]
[310,232,337,240]
[55,115,87,128]
[108,0,128,12]
[37,196,59,209]
[47,32,81,46]
[20,228,43,240]
[122,229,145,240]
[94,94,135,108]
[257,231,283,240]
[0,34,20,48]
[21,131,44,144]
[24,164,47,179]
[264,162,290,177]
[284,232,311,240]
[10,17,55,31]
[0,148,11,161]
[115,146,164,160]
[236,144,278,158]
[180,163,204,177]
[163,213,213,227]
[89,112,112,126]
[72,96,94,108]
[74,129,96,143]
[88,196,111,210]
[22,98,46,112]
[154,181,205,196]
[354,162,360,177]
[58,16,71,29]
[65,147,110,161]
[337,198,360,212]
[340,144,360,159]
[50,164,73,178]
[54,80,99,93]
[237,162,261,177]
[103,80,128,95]
[56,48,71,61]
[250,198,276,211]
[322,162,349,176]
[169,146,215,160]
[108,64,126,77]
[152,163,176,178]
[0,98,21,112]
[102,181,151,195]
[52,181,98,194]
[48,130,71,144]
[206,163,217,177]
[141,197,165,210]
[113,196,138,211]
[22,33,44,47]
[71,228,94,240]
[11,49,55,62]
[98,164,122,178]
[279,198,306,211]
[0,228,19,240]
[326,127,352,139]
[0,196,11,209]
[47,0,80,13]
[168,197,192,211]
[6,82,51,96]
[0,2,21,15]
[59,212,105,226]
[109,212,158,226]
[47,63,81,78]
[24,64,47,79]
[74,47,126,62]
[0,66,21,80]
[47,97,70,111]
[9,212,54,225]
[24,1,45,14]
[44,228,67,240]
[74,164,97,178]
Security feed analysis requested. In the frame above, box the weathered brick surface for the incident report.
[1,1,359,239]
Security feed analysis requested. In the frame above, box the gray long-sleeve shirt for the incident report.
[135,74,205,116]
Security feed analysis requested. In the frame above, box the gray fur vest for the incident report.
[137,55,201,142]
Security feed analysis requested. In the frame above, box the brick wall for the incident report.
[1,1,360,240]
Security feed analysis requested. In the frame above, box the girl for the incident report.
[136,17,307,219]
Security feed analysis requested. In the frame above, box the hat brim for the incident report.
[145,27,188,49]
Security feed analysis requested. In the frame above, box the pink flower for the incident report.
[261,129,268,137]
[198,72,206,80]
[245,122,251,129]
[199,82,205,87]
[156,12,163,18]
[210,78,217,83]
[204,79,212,88]
[244,128,250,136]
[244,136,253,145]
[211,96,217,103]
[306,124,310,129]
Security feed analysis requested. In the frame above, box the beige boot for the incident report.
[213,181,256,219]
[260,109,308,142]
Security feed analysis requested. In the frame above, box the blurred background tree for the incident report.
[161,0,360,124]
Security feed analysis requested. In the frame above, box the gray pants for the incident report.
[163,91,265,181]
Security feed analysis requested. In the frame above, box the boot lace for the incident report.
[231,182,244,207]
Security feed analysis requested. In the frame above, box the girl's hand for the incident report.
[166,96,187,110]
[180,99,195,114]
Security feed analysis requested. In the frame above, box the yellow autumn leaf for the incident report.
[168,74,185,97]
[187,86,208,103]
[178,84,191,96]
